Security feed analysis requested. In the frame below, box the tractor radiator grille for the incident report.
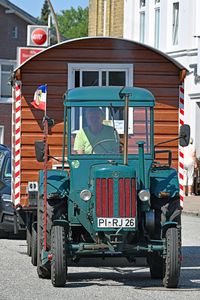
[96,178,136,218]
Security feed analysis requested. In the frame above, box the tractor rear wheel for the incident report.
[51,225,67,287]
[163,227,181,288]
[148,252,164,279]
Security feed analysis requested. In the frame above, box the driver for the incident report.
[74,107,119,154]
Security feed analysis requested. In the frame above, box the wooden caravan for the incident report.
[12,37,186,205]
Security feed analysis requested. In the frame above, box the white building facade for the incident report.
[124,0,200,157]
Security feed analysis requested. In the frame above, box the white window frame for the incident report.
[68,63,134,134]
[139,10,145,43]
[154,6,160,48]
[0,126,4,144]
[172,2,179,45]
[0,59,16,103]
[68,63,133,89]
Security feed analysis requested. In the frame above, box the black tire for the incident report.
[31,222,37,266]
[148,252,164,279]
[163,227,181,288]
[51,225,67,287]
[26,227,32,257]
[37,196,51,279]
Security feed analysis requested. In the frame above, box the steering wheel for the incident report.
[92,139,121,154]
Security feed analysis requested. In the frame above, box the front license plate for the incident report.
[97,218,135,228]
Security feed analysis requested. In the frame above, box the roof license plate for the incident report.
[97,218,135,228]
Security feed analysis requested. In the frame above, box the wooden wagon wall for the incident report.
[15,37,182,202]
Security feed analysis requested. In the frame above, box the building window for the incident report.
[68,63,133,133]
[68,63,133,89]
[1,64,14,98]
[0,126,4,144]
[140,12,145,43]
[140,0,146,8]
[155,0,160,4]
[154,8,160,48]
[172,2,179,45]
[11,26,18,39]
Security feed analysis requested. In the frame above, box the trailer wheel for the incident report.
[163,227,181,288]
[148,252,164,279]
[31,222,37,266]
[51,225,67,287]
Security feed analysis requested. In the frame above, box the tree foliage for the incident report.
[57,6,88,39]
[40,0,50,24]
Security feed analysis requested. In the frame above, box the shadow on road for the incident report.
[62,246,200,290]
[6,236,200,291]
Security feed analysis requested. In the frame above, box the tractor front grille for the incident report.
[96,178,136,218]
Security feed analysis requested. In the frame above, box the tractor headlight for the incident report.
[80,189,92,201]
[138,190,150,203]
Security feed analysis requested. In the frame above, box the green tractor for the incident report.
[35,86,189,287]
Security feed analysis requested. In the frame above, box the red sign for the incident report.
[17,47,43,65]
[31,28,47,46]
[27,25,49,47]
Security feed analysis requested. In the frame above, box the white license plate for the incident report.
[97,218,135,228]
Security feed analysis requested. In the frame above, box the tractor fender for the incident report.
[161,221,178,238]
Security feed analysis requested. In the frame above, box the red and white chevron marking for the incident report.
[14,82,21,206]
[179,84,184,208]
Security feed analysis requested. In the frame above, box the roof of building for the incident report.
[0,0,40,24]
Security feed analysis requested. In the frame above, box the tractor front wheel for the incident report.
[163,227,181,288]
[51,225,67,287]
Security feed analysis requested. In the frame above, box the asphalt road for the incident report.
[0,214,200,300]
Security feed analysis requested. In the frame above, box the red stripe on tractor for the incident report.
[108,178,113,217]
[96,179,101,217]
[101,178,107,217]
[125,179,131,217]
[119,179,125,217]
[131,179,136,217]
